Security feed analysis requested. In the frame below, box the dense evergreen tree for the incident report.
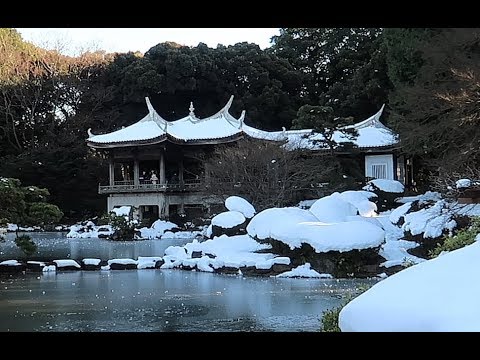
[271,28,390,121]
[385,28,480,183]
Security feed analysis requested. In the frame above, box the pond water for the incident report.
[0,232,377,332]
[0,232,191,262]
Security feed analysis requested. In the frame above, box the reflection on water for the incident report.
[0,232,191,261]
[0,270,376,332]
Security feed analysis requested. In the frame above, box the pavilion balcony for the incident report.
[98,179,205,194]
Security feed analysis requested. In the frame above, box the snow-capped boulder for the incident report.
[53,259,81,271]
[309,193,358,223]
[26,261,46,272]
[107,258,138,270]
[456,178,472,189]
[338,191,378,217]
[82,258,102,271]
[0,260,25,273]
[225,196,256,218]
[247,207,385,277]
[210,211,247,237]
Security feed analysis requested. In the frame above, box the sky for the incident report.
[16,28,280,56]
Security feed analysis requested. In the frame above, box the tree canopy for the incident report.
[0,27,477,220]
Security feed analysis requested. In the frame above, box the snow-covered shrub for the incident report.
[429,217,480,258]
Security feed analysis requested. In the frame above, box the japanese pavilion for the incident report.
[86,96,409,220]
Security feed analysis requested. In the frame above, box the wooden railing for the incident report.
[98,179,205,194]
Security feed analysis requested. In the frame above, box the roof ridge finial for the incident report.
[189,101,195,117]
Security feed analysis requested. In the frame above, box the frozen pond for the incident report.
[0,270,376,332]
[0,232,377,332]
[0,232,191,262]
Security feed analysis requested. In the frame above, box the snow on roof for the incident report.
[339,241,480,331]
[88,96,244,146]
[87,97,397,150]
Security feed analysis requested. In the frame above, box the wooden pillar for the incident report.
[109,158,115,186]
[133,158,139,186]
[159,152,166,184]
[178,158,184,185]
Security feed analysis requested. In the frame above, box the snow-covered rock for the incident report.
[247,207,385,253]
[139,219,178,239]
[107,258,138,270]
[162,235,289,274]
[363,179,405,193]
[137,256,163,269]
[389,202,412,225]
[276,263,332,278]
[225,196,256,218]
[309,193,358,223]
[338,191,378,217]
[53,259,81,270]
[402,200,456,239]
[456,178,472,189]
[211,211,246,229]
[339,241,480,331]
[111,206,131,217]
[210,211,247,237]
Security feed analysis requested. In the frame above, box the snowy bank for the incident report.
[339,241,480,331]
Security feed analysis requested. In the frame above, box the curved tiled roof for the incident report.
[86,97,397,150]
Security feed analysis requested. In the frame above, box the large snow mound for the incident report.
[211,211,246,229]
[339,241,480,331]
[225,196,256,218]
[247,207,385,253]
[309,193,358,223]
[363,179,404,193]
